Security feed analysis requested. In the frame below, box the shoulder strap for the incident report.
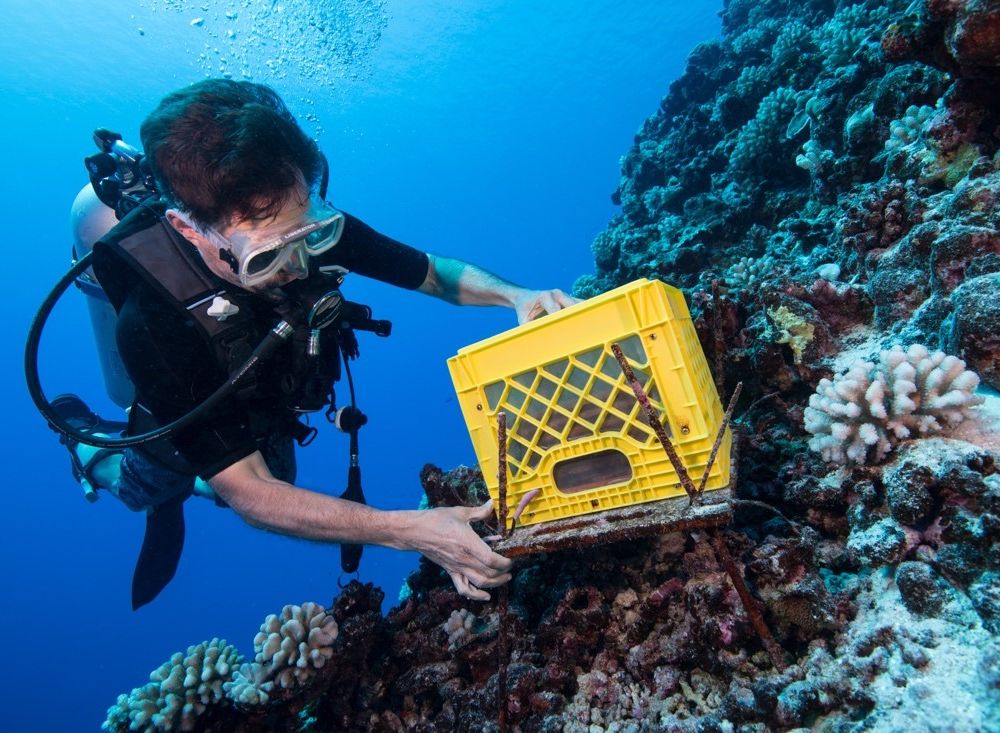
[92,205,261,374]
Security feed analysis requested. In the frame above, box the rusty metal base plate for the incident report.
[493,488,732,558]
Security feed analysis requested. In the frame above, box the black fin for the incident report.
[131,495,185,610]
[51,393,128,436]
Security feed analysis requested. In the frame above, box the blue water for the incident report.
[1,1,719,729]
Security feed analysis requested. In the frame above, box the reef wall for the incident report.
[104,0,1000,731]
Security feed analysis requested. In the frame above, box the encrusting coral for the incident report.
[804,344,983,464]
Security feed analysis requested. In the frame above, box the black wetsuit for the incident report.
[108,212,429,479]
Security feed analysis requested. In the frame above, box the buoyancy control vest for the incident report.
[92,200,342,471]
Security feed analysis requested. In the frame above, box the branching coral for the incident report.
[819,2,889,66]
[731,64,773,111]
[838,178,924,258]
[884,104,935,151]
[728,87,798,176]
[730,17,784,60]
[103,639,243,733]
[880,101,985,188]
[796,139,833,174]
[804,344,984,464]
[224,602,338,706]
[724,254,778,291]
[442,608,476,650]
[772,21,815,69]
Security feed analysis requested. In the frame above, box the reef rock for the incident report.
[946,272,1000,390]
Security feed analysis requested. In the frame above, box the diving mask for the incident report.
[180,198,346,287]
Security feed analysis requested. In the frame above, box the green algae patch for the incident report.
[768,305,815,364]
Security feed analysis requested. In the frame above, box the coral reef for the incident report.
[103,0,1000,730]
[443,608,477,651]
[104,450,999,731]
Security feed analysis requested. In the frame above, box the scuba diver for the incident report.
[31,79,578,609]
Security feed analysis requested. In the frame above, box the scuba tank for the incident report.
[69,183,135,408]
[67,127,152,408]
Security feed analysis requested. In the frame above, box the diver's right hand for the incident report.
[406,500,512,601]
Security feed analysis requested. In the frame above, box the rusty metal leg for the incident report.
[695,382,743,502]
[496,412,510,732]
[709,529,785,670]
[712,279,725,397]
[610,343,699,501]
[498,412,509,538]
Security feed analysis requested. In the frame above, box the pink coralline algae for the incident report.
[883,0,1000,78]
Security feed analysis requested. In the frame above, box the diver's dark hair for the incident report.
[140,79,322,225]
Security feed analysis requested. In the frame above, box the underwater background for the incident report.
[7,1,1000,731]
[1,1,720,730]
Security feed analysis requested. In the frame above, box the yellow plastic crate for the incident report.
[447,278,731,529]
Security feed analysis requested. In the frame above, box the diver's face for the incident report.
[167,184,343,292]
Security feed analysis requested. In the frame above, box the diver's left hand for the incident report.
[512,288,580,324]
[404,500,513,601]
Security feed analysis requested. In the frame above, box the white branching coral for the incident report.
[724,255,777,291]
[804,345,984,464]
[224,602,338,706]
[103,639,243,732]
[442,608,476,650]
[796,139,833,174]
[884,104,935,152]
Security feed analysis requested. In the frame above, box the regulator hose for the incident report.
[24,251,295,448]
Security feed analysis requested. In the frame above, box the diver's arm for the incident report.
[417,253,579,324]
[208,451,512,600]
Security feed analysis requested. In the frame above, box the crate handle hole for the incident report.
[552,449,633,494]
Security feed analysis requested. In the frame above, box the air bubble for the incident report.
[144,0,389,132]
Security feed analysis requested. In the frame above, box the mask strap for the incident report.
[173,210,240,276]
